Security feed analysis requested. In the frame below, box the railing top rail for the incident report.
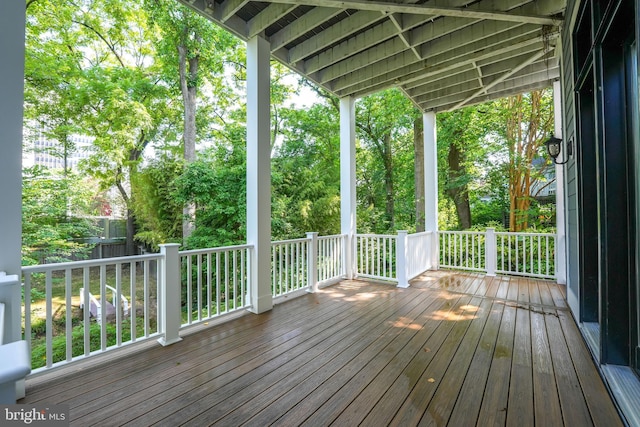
[179,243,253,256]
[494,231,556,238]
[22,253,163,273]
[317,234,346,241]
[271,237,309,245]
[356,233,397,239]
[438,230,486,235]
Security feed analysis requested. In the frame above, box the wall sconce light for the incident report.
[545,135,572,165]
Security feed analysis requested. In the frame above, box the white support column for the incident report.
[553,80,567,285]
[158,244,182,346]
[485,228,497,276]
[0,4,26,401]
[247,36,273,314]
[396,231,409,288]
[306,232,318,293]
[0,0,25,317]
[340,97,357,279]
[423,112,439,269]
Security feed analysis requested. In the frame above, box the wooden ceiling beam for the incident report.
[448,48,549,110]
[248,3,298,37]
[269,7,344,50]
[269,0,562,26]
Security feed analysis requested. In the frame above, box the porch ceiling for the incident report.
[177,0,565,111]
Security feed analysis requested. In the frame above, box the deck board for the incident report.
[20,271,623,427]
[446,300,504,427]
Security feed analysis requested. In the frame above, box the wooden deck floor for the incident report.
[20,271,623,426]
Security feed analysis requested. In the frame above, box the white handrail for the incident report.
[438,229,556,279]
[21,229,556,375]
[23,254,162,372]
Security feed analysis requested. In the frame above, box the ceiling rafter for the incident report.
[299,0,505,74]
[269,7,345,50]
[389,14,421,60]
[216,0,249,23]
[331,22,541,94]
[473,62,483,87]
[343,35,551,99]
[248,3,298,37]
[299,0,562,74]
[288,10,384,64]
[303,13,440,74]
[422,76,558,111]
[266,0,562,26]
[411,57,557,104]
[316,15,486,85]
[448,47,550,110]
[178,0,567,113]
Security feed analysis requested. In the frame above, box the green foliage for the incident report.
[22,167,99,265]
[355,89,417,233]
[436,103,503,230]
[132,155,183,250]
[173,146,247,248]
[144,0,239,92]
[272,101,341,238]
[29,317,153,369]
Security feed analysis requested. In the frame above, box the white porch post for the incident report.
[306,232,319,293]
[396,230,409,288]
[553,80,567,285]
[485,228,497,276]
[158,244,182,346]
[0,3,26,401]
[423,112,439,269]
[0,0,26,337]
[340,97,357,279]
[247,36,273,313]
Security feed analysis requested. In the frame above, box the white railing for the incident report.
[271,238,309,297]
[438,228,556,280]
[495,231,556,279]
[20,227,555,374]
[405,231,434,281]
[439,231,486,272]
[355,233,397,282]
[22,253,162,373]
[317,234,346,285]
[271,233,346,297]
[21,233,352,374]
[79,284,129,324]
[179,244,252,326]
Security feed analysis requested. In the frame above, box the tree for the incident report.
[173,145,247,248]
[144,0,239,240]
[356,89,415,232]
[22,167,99,265]
[500,90,554,231]
[413,115,425,232]
[272,99,341,238]
[437,108,490,230]
[131,155,184,250]
[24,0,88,176]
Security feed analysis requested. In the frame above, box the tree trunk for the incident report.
[178,41,199,241]
[413,115,425,232]
[382,132,395,230]
[504,90,552,231]
[126,208,137,256]
[446,142,472,229]
[115,169,137,256]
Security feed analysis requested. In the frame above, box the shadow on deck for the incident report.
[19,271,622,426]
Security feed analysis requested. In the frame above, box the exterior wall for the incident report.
[562,0,581,316]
